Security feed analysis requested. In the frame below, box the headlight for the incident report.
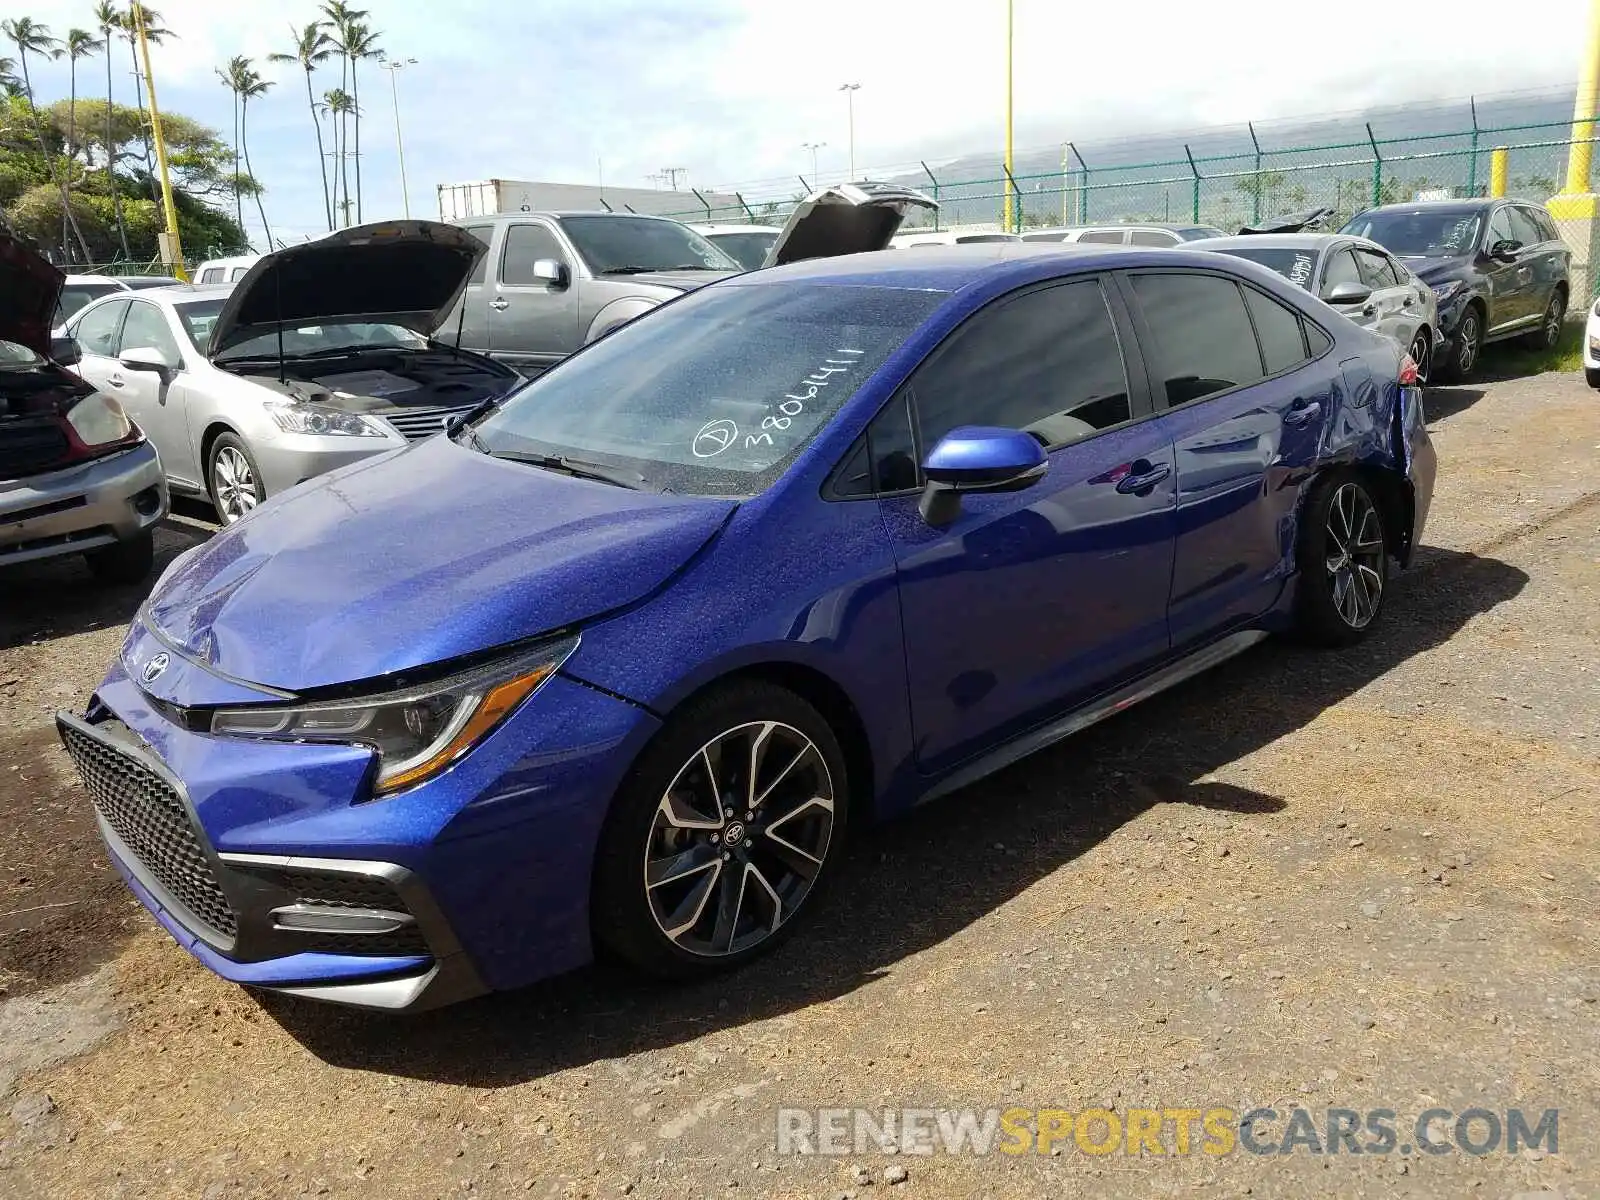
[266,401,385,437]
[209,635,578,794]
[66,393,134,446]
[1430,280,1465,303]
[1590,297,1600,318]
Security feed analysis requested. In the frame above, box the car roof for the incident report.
[1354,199,1496,215]
[1202,233,1344,251]
[737,242,1241,290]
[63,274,121,284]
[464,211,686,223]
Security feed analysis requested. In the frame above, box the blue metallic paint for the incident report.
[66,245,1436,1007]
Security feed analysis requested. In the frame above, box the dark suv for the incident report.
[1340,198,1569,380]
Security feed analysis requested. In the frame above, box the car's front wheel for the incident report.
[592,681,850,978]
[206,433,265,525]
[1441,306,1483,382]
[1295,471,1390,646]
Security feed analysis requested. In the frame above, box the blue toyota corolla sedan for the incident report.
[57,244,1435,1011]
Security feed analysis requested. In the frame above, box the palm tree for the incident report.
[216,56,245,231]
[0,54,19,96]
[63,29,104,257]
[2,17,91,261]
[340,22,380,223]
[119,4,175,204]
[267,22,335,231]
[320,87,355,226]
[320,2,369,227]
[232,60,274,247]
[92,2,131,258]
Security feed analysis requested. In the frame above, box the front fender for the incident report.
[585,296,666,344]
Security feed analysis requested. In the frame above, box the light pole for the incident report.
[802,141,826,185]
[379,56,417,218]
[1003,0,1015,232]
[839,83,860,180]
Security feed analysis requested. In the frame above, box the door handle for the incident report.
[1402,295,1414,307]
[489,298,510,311]
[1114,461,1171,495]
[1361,304,1377,316]
[1284,400,1322,427]
[107,373,125,388]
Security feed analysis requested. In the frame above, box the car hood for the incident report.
[142,436,738,692]
[762,182,939,267]
[1237,206,1336,235]
[0,223,65,356]
[1397,254,1473,285]
[209,220,487,357]
[595,269,738,292]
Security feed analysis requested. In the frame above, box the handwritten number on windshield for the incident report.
[741,347,866,450]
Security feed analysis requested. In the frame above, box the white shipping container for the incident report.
[436,179,746,223]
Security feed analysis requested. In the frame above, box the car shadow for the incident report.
[0,513,212,650]
[1421,384,1486,424]
[261,545,1528,1085]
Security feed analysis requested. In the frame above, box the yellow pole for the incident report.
[132,2,186,280]
[1489,148,1508,198]
[998,0,1011,235]
[1562,0,1600,194]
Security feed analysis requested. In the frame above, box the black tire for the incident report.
[1407,327,1432,386]
[1521,288,1567,351]
[206,432,266,525]
[84,529,154,585]
[1438,305,1483,383]
[1294,471,1390,647]
[591,680,851,979]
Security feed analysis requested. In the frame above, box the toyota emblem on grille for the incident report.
[142,653,170,684]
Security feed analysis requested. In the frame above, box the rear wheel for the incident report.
[84,530,154,585]
[591,681,850,978]
[206,433,265,525]
[1294,472,1389,646]
[1521,288,1566,351]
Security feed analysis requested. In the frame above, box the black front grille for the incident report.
[383,406,471,442]
[0,417,71,480]
[60,721,238,939]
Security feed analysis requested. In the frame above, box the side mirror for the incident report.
[50,334,82,366]
[1488,238,1522,262]
[918,426,1048,527]
[1322,281,1372,306]
[120,345,177,374]
[531,258,570,289]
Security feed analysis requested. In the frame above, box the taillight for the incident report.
[1397,354,1420,387]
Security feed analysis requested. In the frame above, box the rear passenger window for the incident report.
[1130,230,1177,247]
[463,225,494,284]
[1508,207,1544,248]
[1130,274,1265,406]
[1243,287,1309,374]
[1076,230,1124,244]
[1306,323,1332,356]
[1534,208,1561,243]
[199,268,222,284]
[913,279,1132,450]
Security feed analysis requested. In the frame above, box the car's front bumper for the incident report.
[56,644,659,1011]
[0,440,167,567]
[250,430,405,498]
[1583,305,1600,372]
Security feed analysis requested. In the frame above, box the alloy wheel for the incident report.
[1324,482,1384,630]
[1408,331,1430,385]
[644,720,835,958]
[212,446,258,523]
[1543,294,1565,348]
[1457,313,1480,374]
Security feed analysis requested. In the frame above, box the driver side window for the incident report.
[910,279,1133,452]
[1486,207,1517,250]
[119,302,182,365]
[501,223,568,286]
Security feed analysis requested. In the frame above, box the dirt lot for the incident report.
[0,370,1596,1200]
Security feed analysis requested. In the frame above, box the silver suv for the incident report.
[449,182,937,375]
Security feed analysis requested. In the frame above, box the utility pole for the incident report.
[803,141,826,185]
[132,1,186,278]
[1003,0,1015,233]
[659,166,687,190]
[379,56,416,219]
[839,83,860,180]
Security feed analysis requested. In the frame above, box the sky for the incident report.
[13,0,1594,250]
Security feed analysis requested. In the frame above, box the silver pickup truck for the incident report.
[446,182,937,375]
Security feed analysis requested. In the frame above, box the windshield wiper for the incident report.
[497,451,648,490]
[599,266,662,275]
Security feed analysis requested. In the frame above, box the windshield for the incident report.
[467,281,944,496]
[703,231,778,270]
[1212,247,1319,291]
[55,282,123,324]
[1181,227,1227,241]
[1339,209,1482,258]
[557,215,741,274]
[175,299,429,358]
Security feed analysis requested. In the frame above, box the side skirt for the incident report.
[919,629,1269,805]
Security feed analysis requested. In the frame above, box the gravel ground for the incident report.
[0,372,1595,1200]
